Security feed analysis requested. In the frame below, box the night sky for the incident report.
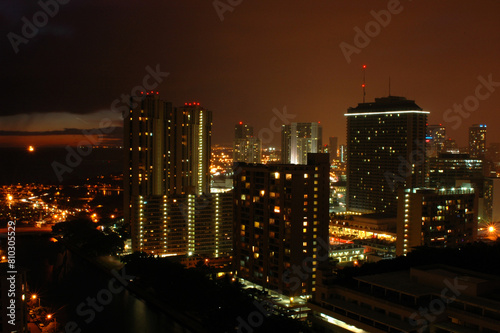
[1,0,500,148]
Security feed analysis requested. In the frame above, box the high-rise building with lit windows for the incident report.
[233,153,330,297]
[426,124,446,157]
[346,96,428,214]
[469,124,487,159]
[233,122,262,163]
[396,187,477,256]
[428,153,483,188]
[281,122,322,164]
[124,93,231,257]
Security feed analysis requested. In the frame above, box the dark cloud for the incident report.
[0,127,122,138]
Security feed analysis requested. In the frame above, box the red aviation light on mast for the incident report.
[362,64,367,103]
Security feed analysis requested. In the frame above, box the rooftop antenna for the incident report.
[362,65,367,103]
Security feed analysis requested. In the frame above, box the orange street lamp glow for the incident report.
[489,226,496,233]
[28,145,35,152]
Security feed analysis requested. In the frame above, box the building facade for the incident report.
[480,177,500,224]
[124,94,231,257]
[329,136,338,163]
[233,122,262,164]
[310,265,500,333]
[281,122,322,165]
[396,187,478,256]
[233,153,330,296]
[428,153,483,188]
[469,124,487,159]
[346,96,428,214]
[426,124,446,158]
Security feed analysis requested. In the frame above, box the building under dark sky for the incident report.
[233,154,330,296]
[469,124,487,159]
[124,94,232,257]
[346,96,428,214]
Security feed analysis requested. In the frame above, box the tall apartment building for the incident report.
[346,96,428,214]
[233,122,262,163]
[426,124,446,157]
[444,138,459,154]
[480,177,500,224]
[396,187,478,256]
[233,153,330,296]
[339,144,347,163]
[428,153,483,187]
[124,93,231,257]
[329,136,338,163]
[469,124,487,159]
[281,122,322,164]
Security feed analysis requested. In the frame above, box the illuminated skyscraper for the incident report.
[469,124,487,159]
[426,124,446,157]
[124,94,230,257]
[281,122,322,164]
[346,96,428,214]
[233,153,330,296]
[233,122,262,163]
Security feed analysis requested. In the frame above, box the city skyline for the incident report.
[1,1,500,148]
[3,2,500,333]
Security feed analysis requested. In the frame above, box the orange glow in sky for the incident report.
[0,135,121,148]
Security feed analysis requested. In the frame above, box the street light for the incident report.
[46,314,57,329]
[31,294,40,307]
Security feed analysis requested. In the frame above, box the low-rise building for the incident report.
[309,265,500,333]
